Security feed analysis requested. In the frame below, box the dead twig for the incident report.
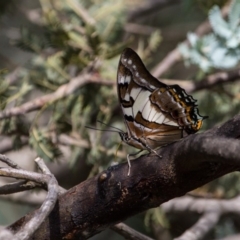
[162,195,240,239]
[111,223,154,240]
[0,158,59,240]
[175,212,220,240]
[0,73,113,120]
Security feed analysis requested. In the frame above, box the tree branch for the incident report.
[0,137,28,154]
[187,68,240,93]
[162,195,240,239]
[0,180,41,195]
[0,158,59,240]
[175,212,220,240]
[7,114,240,239]
[111,223,154,240]
[162,195,240,217]
[128,0,180,22]
[0,73,113,120]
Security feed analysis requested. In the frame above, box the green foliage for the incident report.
[0,72,10,110]
[29,128,62,162]
[196,0,227,13]
[179,0,240,72]
[1,0,161,174]
[0,116,30,152]
[145,208,169,229]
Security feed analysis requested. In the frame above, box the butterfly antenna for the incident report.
[85,125,122,133]
[96,120,124,133]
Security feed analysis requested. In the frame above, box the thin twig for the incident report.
[124,23,157,35]
[0,154,21,169]
[0,180,41,195]
[187,68,240,93]
[161,195,240,239]
[162,195,240,215]
[0,156,65,195]
[0,190,46,206]
[128,0,180,22]
[35,157,51,174]
[0,160,58,240]
[14,172,58,240]
[67,0,96,25]
[35,157,66,195]
[0,168,49,186]
[0,137,28,154]
[174,212,220,240]
[0,74,113,120]
[111,223,154,240]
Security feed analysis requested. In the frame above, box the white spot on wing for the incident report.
[154,113,165,124]
[122,107,132,117]
[119,76,125,84]
[130,88,141,100]
[163,118,178,126]
[149,108,159,122]
[125,76,131,84]
[141,100,152,120]
[133,90,151,117]
[128,59,132,65]
[124,93,130,101]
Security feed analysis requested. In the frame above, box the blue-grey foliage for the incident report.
[179,0,240,72]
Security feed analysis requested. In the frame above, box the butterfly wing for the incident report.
[118,47,164,91]
[117,48,184,150]
[117,48,207,150]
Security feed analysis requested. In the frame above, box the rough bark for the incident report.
[8,115,240,239]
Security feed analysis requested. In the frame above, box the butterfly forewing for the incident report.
[117,48,207,151]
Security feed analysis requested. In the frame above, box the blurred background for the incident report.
[0,0,240,239]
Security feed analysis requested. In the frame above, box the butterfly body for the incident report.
[117,48,207,154]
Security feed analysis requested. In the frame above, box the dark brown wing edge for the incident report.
[119,48,166,91]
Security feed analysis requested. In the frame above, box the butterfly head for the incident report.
[119,132,130,143]
[185,108,208,134]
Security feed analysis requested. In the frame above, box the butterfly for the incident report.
[117,48,207,175]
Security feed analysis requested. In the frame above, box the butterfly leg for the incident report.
[140,136,162,159]
[150,149,162,159]
[127,150,143,176]
[145,145,162,159]
[127,154,131,176]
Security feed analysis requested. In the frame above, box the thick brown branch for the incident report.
[7,115,240,239]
